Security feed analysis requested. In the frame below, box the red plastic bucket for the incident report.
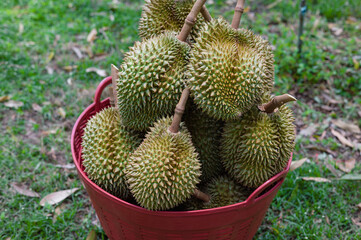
[71,76,292,240]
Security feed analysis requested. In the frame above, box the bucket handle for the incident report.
[94,76,113,112]
[246,153,292,203]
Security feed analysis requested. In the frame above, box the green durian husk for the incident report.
[221,93,295,188]
[204,175,251,209]
[81,107,142,199]
[126,117,201,211]
[117,32,191,131]
[188,17,275,121]
[139,0,206,41]
[184,100,225,182]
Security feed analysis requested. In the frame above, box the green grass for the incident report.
[1,0,360,239]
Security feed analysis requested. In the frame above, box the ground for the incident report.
[0,0,360,239]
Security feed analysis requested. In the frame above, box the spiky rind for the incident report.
[204,175,250,209]
[81,107,141,199]
[117,32,191,131]
[184,100,224,182]
[139,0,206,41]
[221,93,295,188]
[188,17,274,121]
[126,117,201,210]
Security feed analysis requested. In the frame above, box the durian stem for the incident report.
[111,64,119,109]
[108,86,115,107]
[231,0,245,29]
[258,94,297,114]
[169,87,190,133]
[200,5,212,22]
[178,0,208,42]
[193,189,211,203]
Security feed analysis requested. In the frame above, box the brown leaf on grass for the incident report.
[40,188,79,206]
[325,216,330,225]
[86,67,107,77]
[11,182,40,197]
[352,57,360,70]
[352,218,361,228]
[52,204,67,223]
[87,29,97,43]
[302,177,331,183]
[299,124,318,136]
[72,47,83,59]
[18,23,24,34]
[57,107,66,118]
[336,158,356,173]
[4,100,23,109]
[32,103,42,112]
[327,23,343,36]
[331,129,354,147]
[305,145,336,156]
[332,119,361,134]
[41,128,58,136]
[62,65,77,72]
[346,16,357,24]
[290,158,307,171]
[0,96,11,102]
[266,0,282,9]
[325,163,340,178]
[45,66,54,75]
[86,229,97,240]
[54,164,75,169]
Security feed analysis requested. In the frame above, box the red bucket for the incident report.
[71,76,292,240]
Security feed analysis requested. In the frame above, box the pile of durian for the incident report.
[81,0,296,211]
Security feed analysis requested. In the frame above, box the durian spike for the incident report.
[194,189,211,203]
[111,64,119,109]
[108,86,115,107]
[258,94,297,114]
[200,5,212,22]
[169,87,190,134]
[178,0,208,42]
[231,0,245,29]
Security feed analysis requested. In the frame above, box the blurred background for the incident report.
[0,0,360,239]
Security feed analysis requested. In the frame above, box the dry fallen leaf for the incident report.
[335,158,356,173]
[32,103,42,112]
[86,229,97,240]
[352,217,361,228]
[63,65,77,72]
[18,23,24,34]
[0,96,11,102]
[290,158,307,171]
[325,163,340,178]
[299,125,318,137]
[11,182,40,197]
[332,119,361,134]
[86,67,107,77]
[41,128,58,136]
[57,107,66,118]
[52,204,67,223]
[54,164,75,169]
[40,188,79,206]
[353,58,360,70]
[340,174,361,180]
[327,23,343,36]
[331,129,354,148]
[4,100,24,109]
[87,29,97,43]
[72,47,83,59]
[302,177,331,183]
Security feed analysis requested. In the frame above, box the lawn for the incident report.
[0,0,360,239]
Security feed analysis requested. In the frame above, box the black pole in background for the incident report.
[297,0,307,55]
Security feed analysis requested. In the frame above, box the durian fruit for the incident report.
[184,100,224,182]
[188,17,274,121]
[125,117,202,210]
[220,93,296,188]
[139,0,210,41]
[117,31,191,131]
[81,107,142,199]
[204,175,250,209]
